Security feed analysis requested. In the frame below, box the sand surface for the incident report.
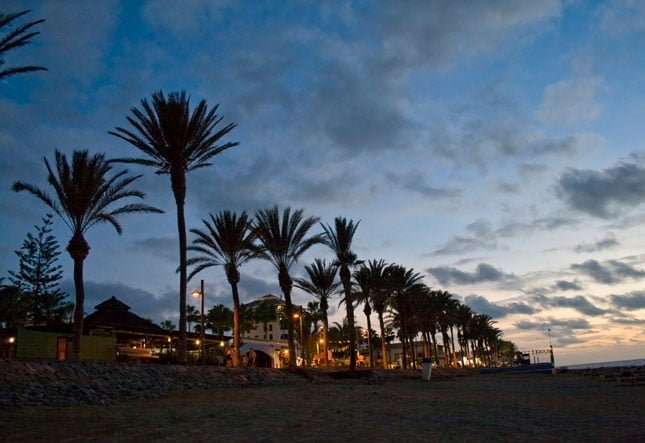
[1,373,643,442]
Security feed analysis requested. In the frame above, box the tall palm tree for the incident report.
[353,262,381,369]
[0,10,47,80]
[253,206,323,368]
[294,258,339,367]
[362,259,390,369]
[187,210,256,368]
[321,217,361,370]
[385,264,423,369]
[12,150,162,360]
[110,90,238,362]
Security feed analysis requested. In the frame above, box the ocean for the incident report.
[561,358,645,369]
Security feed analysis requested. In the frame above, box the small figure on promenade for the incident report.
[248,348,257,367]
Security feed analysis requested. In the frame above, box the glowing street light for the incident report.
[191,279,205,365]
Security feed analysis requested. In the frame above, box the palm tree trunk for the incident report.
[400,311,408,369]
[450,325,457,367]
[364,303,374,369]
[322,313,329,366]
[172,172,187,363]
[231,281,241,368]
[377,311,388,369]
[430,328,439,364]
[279,265,296,368]
[67,233,89,361]
[340,266,356,370]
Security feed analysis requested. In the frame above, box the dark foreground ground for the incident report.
[1,373,643,442]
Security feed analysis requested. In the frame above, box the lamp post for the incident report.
[191,279,205,365]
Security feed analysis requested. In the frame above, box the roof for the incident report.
[84,296,166,335]
[243,294,285,310]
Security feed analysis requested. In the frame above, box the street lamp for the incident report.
[293,306,305,365]
[191,279,205,365]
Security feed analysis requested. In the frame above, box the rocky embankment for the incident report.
[1,360,464,407]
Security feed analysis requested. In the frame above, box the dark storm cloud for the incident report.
[531,293,607,316]
[60,279,181,324]
[573,234,619,253]
[571,259,645,284]
[556,155,645,218]
[463,294,536,318]
[129,237,177,262]
[426,263,515,286]
[237,274,282,303]
[610,291,645,311]
[554,280,583,291]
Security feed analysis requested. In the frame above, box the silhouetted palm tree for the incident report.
[321,217,361,370]
[160,320,176,331]
[110,90,238,362]
[186,304,200,332]
[385,264,423,369]
[206,303,233,336]
[353,264,376,368]
[13,150,162,360]
[0,10,47,80]
[294,258,339,367]
[253,300,277,339]
[187,210,256,367]
[254,206,323,367]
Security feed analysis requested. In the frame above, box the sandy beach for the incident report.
[1,372,643,442]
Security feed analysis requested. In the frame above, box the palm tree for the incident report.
[13,150,162,360]
[294,258,339,367]
[353,262,379,369]
[206,304,233,336]
[253,300,277,340]
[160,320,176,331]
[110,90,238,362]
[361,259,390,369]
[385,264,423,369]
[187,210,256,367]
[321,217,361,370]
[253,206,323,368]
[186,304,200,332]
[0,10,47,80]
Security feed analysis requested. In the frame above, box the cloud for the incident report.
[463,294,536,318]
[531,293,607,316]
[573,234,619,253]
[610,291,645,311]
[385,171,462,201]
[536,75,603,127]
[571,259,645,284]
[599,0,645,35]
[60,279,182,324]
[554,280,583,291]
[431,215,578,255]
[129,237,177,262]
[556,155,645,217]
[426,263,515,286]
[515,317,591,346]
[371,0,562,70]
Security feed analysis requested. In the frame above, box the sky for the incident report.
[1,0,644,366]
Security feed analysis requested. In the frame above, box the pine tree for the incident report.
[9,214,71,325]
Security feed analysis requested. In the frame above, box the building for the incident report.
[240,294,305,367]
